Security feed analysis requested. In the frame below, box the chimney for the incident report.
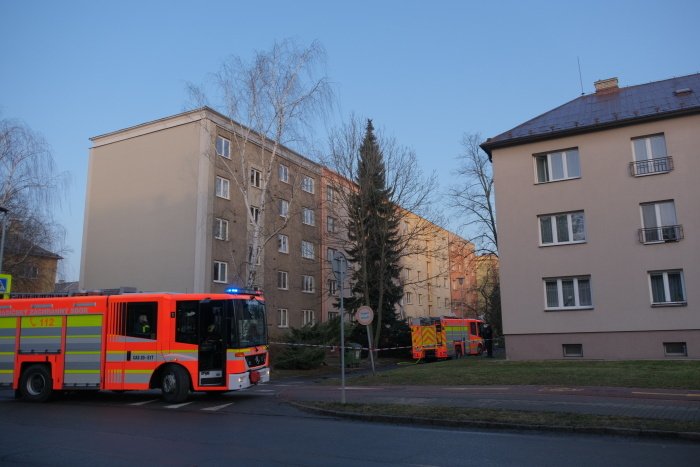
[594,77,619,93]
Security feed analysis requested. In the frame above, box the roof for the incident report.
[481,73,700,156]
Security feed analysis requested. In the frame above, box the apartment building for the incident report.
[81,107,321,335]
[481,73,700,359]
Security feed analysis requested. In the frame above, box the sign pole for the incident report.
[366,325,376,376]
[356,306,376,376]
[332,252,348,404]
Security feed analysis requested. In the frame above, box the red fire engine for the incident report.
[410,317,485,360]
[0,288,269,402]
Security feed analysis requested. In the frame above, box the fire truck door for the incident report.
[120,301,159,389]
[197,300,224,386]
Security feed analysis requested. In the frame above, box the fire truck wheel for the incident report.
[476,345,484,356]
[19,364,53,402]
[161,365,190,403]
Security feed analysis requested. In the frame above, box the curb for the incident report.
[287,401,700,442]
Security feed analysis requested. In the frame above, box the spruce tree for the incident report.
[346,120,404,349]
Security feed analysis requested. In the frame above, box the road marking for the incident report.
[202,403,234,412]
[632,391,700,398]
[442,387,510,391]
[338,387,383,390]
[165,402,194,409]
[129,399,158,406]
[539,387,584,393]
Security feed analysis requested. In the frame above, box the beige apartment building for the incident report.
[82,107,484,335]
[81,107,321,335]
[481,73,700,359]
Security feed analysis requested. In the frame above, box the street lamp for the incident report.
[457,276,465,356]
[0,206,8,274]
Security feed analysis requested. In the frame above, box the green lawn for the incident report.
[347,358,700,389]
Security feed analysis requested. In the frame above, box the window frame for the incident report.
[302,275,315,293]
[562,344,583,358]
[214,217,229,241]
[279,199,289,218]
[328,279,338,296]
[543,276,593,311]
[278,234,289,254]
[301,240,314,259]
[215,176,230,200]
[539,211,586,246]
[277,270,288,290]
[663,342,687,357]
[302,207,315,226]
[213,261,228,283]
[249,206,260,224]
[640,200,679,244]
[327,216,336,233]
[301,176,315,194]
[648,270,686,306]
[534,148,581,184]
[279,164,289,183]
[302,309,315,326]
[216,136,230,159]
[277,308,289,328]
[250,168,262,188]
[405,292,412,304]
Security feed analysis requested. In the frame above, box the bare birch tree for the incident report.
[0,117,69,279]
[188,39,332,287]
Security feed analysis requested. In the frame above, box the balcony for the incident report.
[638,225,684,244]
[629,156,673,176]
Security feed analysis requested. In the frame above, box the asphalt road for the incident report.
[1,384,699,466]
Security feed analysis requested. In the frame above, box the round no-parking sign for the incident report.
[356,306,374,326]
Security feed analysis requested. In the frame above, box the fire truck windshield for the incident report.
[230,299,267,348]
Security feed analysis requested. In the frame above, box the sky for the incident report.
[1,0,699,282]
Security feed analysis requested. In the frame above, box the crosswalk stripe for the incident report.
[202,403,234,412]
[129,399,158,406]
[165,401,193,409]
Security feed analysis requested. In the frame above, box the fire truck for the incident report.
[0,287,269,402]
[410,317,485,360]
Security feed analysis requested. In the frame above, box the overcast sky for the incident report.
[1,0,698,282]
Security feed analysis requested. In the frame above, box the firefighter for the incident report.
[135,314,151,336]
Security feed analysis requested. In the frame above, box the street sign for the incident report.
[0,274,11,299]
[356,306,374,326]
[331,252,347,281]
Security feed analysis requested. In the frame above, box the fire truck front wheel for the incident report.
[19,364,53,402]
[161,365,190,403]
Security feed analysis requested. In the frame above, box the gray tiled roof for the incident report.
[481,73,700,155]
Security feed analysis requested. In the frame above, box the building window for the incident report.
[649,270,686,306]
[250,168,262,188]
[663,342,687,357]
[214,218,229,241]
[327,247,337,262]
[328,311,339,321]
[279,164,289,183]
[249,206,260,224]
[417,271,421,281]
[405,292,412,304]
[215,176,230,199]
[301,241,314,259]
[326,216,336,233]
[544,276,592,310]
[301,176,315,194]
[535,148,580,183]
[302,275,315,293]
[302,207,315,226]
[640,201,682,244]
[539,211,586,245]
[279,199,289,218]
[213,261,227,283]
[216,136,230,159]
[302,309,315,326]
[20,264,39,279]
[631,134,672,176]
[444,298,449,308]
[562,344,583,357]
[418,294,423,305]
[404,269,410,280]
[278,308,288,328]
[328,279,338,296]
[327,186,336,203]
[278,234,289,253]
[277,271,288,290]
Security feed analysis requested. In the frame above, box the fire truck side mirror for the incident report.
[435,324,442,333]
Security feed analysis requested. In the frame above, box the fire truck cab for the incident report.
[410,316,485,360]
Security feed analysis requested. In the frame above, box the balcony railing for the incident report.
[629,156,674,176]
[638,225,684,244]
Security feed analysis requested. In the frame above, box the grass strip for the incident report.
[308,401,700,434]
